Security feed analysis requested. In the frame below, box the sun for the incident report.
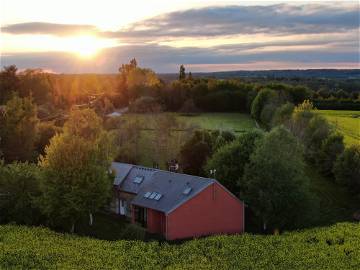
[62,35,111,58]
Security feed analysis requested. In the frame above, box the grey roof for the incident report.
[111,163,133,186]
[111,162,216,214]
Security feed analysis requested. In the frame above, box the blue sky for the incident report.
[1,1,359,73]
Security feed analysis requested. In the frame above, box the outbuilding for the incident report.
[111,162,245,240]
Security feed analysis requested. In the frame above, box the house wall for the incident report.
[147,209,166,234]
[166,183,244,240]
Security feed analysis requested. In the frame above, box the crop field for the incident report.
[315,110,360,146]
[1,223,359,269]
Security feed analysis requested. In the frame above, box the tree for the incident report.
[242,126,312,231]
[250,88,277,121]
[179,65,186,80]
[333,145,360,194]
[303,115,331,162]
[0,65,20,104]
[271,102,294,127]
[205,130,263,194]
[35,121,61,156]
[38,109,117,232]
[318,133,344,177]
[180,130,234,176]
[0,95,39,162]
[0,161,42,225]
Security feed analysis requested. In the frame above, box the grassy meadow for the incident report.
[110,113,257,168]
[315,110,360,146]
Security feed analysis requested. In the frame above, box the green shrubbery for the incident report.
[0,223,359,269]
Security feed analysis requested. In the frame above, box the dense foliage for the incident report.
[0,223,359,269]
[38,109,117,231]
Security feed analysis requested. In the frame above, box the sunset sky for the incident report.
[0,0,359,73]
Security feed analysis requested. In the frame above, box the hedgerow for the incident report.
[0,223,359,269]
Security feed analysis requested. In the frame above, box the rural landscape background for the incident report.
[0,0,359,269]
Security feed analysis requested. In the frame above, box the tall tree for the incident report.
[0,95,39,162]
[38,109,117,232]
[0,161,42,225]
[0,65,20,104]
[205,130,263,194]
[333,145,360,194]
[179,65,186,80]
[242,126,312,231]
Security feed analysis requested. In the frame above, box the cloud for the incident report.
[2,22,98,36]
[107,3,359,40]
[2,42,359,73]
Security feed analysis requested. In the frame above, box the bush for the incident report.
[119,223,146,240]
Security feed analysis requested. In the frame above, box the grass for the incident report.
[121,112,257,133]
[314,110,360,146]
[1,223,359,269]
[112,113,257,168]
[305,165,359,227]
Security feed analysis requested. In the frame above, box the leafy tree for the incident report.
[0,95,39,162]
[179,65,186,80]
[303,115,331,162]
[333,145,360,194]
[205,130,263,194]
[129,96,162,113]
[0,65,20,104]
[271,102,294,127]
[35,121,61,156]
[38,109,117,232]
[318,133,344,177]
[289,100,316,141]
[251,88,277,121]
[0,161,42,224]
[180,130,234,176]
[242,126,312,231]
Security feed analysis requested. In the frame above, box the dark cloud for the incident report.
[107,4,359,40]
[2,42,359,73]
[2,22,97,36]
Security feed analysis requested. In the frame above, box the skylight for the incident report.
[144,191,163,201]
[183,187,192,195]
[133,175,144,184]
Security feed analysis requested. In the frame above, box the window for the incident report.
[144,192,151,198]
[133,175,144,184]
[183,187,192,195]
[149,192,157,199]
[154,193,162,201]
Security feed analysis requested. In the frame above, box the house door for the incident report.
[120,200,127,215]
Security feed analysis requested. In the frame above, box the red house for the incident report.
[111,162,245,240]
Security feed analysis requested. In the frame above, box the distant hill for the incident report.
[159,69,360,82]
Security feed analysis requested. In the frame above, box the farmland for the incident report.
[1,222,359,269]
[315,110,360,146]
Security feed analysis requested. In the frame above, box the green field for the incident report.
[111,113,257,168]
[120,113,257,133]
[1,223,359,269]
[315,110,360,146]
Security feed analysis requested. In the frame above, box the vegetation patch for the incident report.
[0,223,359,269]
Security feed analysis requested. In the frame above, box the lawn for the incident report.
[110,113,257,168]
[314,110,360,146]
[120,112,257,133]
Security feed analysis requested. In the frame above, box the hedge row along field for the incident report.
[1,223,359,269]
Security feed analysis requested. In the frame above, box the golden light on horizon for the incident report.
[66,35,103,58]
